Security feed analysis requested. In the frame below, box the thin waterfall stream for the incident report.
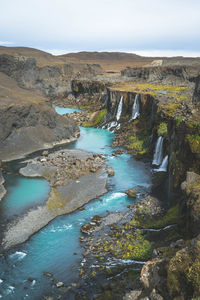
[152,136,164,166]
[116,96,123,121]
[131,94,140,121]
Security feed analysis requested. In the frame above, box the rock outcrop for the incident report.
[0,72,79,161]
[0,50,103,97]
[121,65,200,85]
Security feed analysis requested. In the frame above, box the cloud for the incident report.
[0,0,199,51]
[0,41,14,46]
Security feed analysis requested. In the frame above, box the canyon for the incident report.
[0,46,200,299]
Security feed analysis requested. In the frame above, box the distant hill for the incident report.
[60,51,145,61]
[0,46,57,66]
[1,46,200,73]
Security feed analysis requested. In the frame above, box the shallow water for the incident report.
[0,107,152,299]
[0,176,50,220]
[53,106,81,115]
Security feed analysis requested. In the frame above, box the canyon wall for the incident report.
[121,65,200,85]
[0,54,103,97]
[71,79,200,211]
[0,72,79,161]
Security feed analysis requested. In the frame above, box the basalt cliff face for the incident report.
[121,65,200,85]
[70,65,200,299]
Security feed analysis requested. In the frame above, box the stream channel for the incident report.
[0,107,152,299]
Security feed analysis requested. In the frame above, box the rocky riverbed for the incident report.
[72,194,184,300]
[2,149,110,250]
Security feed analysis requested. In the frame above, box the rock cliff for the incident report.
[70,76,200,299]
[121,65,200,85]
[0,48,103,97]
[0,72,79,161]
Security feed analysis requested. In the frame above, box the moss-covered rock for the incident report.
[158,122,168,137]
[167,235,200,299]
[182,172,200,235]
[130,204,179,230]
[82,109,107,127]
[186,134,200,154]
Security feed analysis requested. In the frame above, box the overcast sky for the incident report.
[0,0,200,56]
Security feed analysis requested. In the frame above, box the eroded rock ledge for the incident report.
[2,149,108,250]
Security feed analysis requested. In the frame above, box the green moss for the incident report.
[47,187,67,212]
[167,241,200,298]
[186,121,200,131]
[102,230,152,261]
[159,102,181,117]
[121,233,152,261]
[167,248,192,297]
[175,116,185,126]
[110,83,188,100]
[158,122,168,137]
[82,109,107,127]
[187,259,200,291]
[186,135,200,154]
[130,204,179,230]
[127,135,149,155]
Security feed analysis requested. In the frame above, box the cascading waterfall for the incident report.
[131,94,140,120]
[116,96,123,121]
[152,136,163,166]
[107,121,118,131]
[155,155,168,172]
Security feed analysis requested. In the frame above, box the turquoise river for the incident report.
[0,107,152,299]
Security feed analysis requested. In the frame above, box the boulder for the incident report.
[107,168,115,176]
[81,223,95,234]
[56,281,64,288]
[43,272,53,278]
[91,215,102,225]
[125,189,137,198]
[42,150,49,156]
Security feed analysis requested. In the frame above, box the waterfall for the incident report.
[116,123,121,130]
[107,121,118,131]
[152,136,163,166]
[116,96,123,121]
[131,94,140,120]
[155,155,168,172]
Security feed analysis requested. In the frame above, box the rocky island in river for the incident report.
[0,47,200,299]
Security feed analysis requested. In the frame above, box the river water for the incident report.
[0,107,152,299]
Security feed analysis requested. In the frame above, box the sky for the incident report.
[0,0,200,57]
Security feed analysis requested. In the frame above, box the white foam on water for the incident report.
[5,286,15,295]
[50,224,72,233]
[10,251,27,260]
[106,257,146,266]
[104,192,126,202]
[31,280,36,287]
[143,224,175,232]
[0,279,3,284]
